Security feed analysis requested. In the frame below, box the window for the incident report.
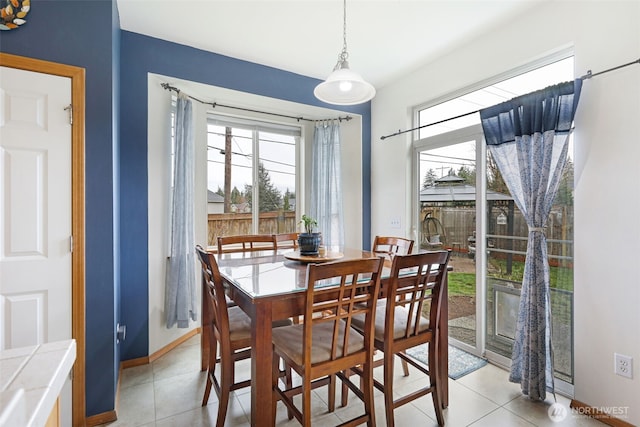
[417,57,574,138]
[414,54,576,390]
[206,115,300,246]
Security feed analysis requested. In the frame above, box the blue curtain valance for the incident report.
[481,80,582,145]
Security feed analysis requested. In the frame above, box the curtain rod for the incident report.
[160,83,352,123]
[380,57,640,141]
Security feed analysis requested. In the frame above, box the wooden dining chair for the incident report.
[271,257,384,427]
[273,232,299,250]
[195,245,291,427]
[370,235,415,376]
[372,235,414,257]
[216,234,276,253]
[350,250,451,426]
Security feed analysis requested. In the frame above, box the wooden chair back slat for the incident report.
[372,235,415,257]
[196,245,231,345]
[274,232,299,249]
[304,258,383,365]
[388,251,450,341]
[217,234,277,253]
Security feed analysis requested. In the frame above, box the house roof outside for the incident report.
[207,190,224,203]
[420,174,512,203]
[420,185,512,203]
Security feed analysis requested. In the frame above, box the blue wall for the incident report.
[118,31,373,360]
[1,0,371,418]
[0,0,118,417]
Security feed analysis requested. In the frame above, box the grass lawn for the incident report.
[448,259,574,297]
[448,272,476,296]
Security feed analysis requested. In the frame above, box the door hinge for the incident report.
[64,104,73,125]
[69,366,74,382]
[69,236,74,253]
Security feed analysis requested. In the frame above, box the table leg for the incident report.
[250,302,275,426]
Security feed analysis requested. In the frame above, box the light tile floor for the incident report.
[101,335,604,427]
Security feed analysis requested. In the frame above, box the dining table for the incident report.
[201,247,450,426]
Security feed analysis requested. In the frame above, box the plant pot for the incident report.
[298,232,321,255]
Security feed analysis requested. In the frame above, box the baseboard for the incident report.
[89,330,202,426]
[149,328,201,363]
[85,410,117,427]
[570,399,635,427]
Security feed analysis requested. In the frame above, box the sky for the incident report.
[207,127,297,196]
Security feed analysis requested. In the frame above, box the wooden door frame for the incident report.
[0,52,86,426]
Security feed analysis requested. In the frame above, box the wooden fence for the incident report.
[421,205,574,262]
[207,211,297,247]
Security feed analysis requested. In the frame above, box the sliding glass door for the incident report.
[414,125,486,356]
[412,54,576,390]
[413,122,575,391]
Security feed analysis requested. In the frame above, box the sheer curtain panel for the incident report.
[310,121,344,249]
[165,94,197,328]
[480,80,581,399]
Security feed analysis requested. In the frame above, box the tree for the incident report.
[555,158,574,206]
[487,153,509,195]
[283,188,295,211]
[457,165,476,185]
[215,186,224,197]
[244,162,282,212]
[230,186,242,205]
[422,169,437,189]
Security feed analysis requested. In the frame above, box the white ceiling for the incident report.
[117,0,544,89]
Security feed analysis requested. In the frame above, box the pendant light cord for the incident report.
[336,0,349,69]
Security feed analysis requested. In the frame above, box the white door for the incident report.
[0,66,73,424]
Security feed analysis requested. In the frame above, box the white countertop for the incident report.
[0,340,76,427]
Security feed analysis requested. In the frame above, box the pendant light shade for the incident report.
[314,0,375,105]
[314,63,376,105]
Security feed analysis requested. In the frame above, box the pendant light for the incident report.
[314,0,375,105]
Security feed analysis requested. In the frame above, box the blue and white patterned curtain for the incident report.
[480,80,581,399]
[310,121,344,249]
[165,94,197,328]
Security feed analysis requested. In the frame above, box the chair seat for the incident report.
[228,306,292,342]
[272,322,365,366]
[227,306,252,341]
[352,302,431,341]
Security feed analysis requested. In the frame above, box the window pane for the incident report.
[207,124,254,245]
[256,131,297,234]
[419,140,478,348]
[206,120,298,248]
[485,140,574,383]
[418,57,574,139]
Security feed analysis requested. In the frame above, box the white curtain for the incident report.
[480,80,581,399]
[165,94,197,328]
[310,121,344,249]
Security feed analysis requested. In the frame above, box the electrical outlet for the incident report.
[614,353,633,379]
[390,217,401,229]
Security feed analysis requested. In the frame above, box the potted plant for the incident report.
[298,214,321,255]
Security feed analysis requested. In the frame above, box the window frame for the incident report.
[206,113,303,235]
